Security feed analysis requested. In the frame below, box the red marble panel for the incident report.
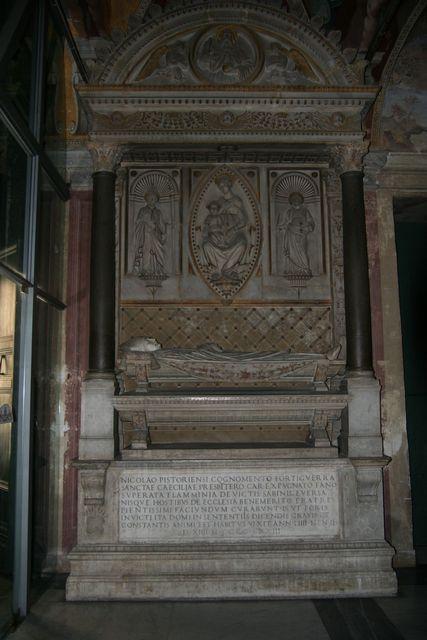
[365,189,385,386]
[63,190,92,553]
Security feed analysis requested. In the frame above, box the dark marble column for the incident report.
[333,143,372,373]
[87,144,120,373]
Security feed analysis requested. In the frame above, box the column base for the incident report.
[79,375,115,460]
[345,376,383,457]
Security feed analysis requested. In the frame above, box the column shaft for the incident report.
[341,170,373,372]
[89,170,116,373]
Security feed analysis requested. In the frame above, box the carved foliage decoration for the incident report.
[96,2,359,86]
[128,170,181,294]
[190,167,262,301]
[128,24,324,87]
[270,171,322,287]
[93,109,350,134]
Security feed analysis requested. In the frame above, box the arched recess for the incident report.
[95,1,360,87]
[371,2,427,151]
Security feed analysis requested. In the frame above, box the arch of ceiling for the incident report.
[94,1,360,87]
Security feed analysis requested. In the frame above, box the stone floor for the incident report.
[4,569,427,640]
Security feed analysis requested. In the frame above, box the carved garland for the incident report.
[92,110,354,134]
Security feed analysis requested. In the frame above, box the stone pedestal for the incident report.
[66,455,396,600]
[79,376,115,461]
[345,375,383,458]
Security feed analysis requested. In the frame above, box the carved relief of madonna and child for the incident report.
[199,176,249,283]
[191,170,261,300]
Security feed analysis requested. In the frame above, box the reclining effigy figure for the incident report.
[117,337,344,393]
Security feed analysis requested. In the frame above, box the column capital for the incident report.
[88,141,122,173]
[330,140,369,175]
[363,151,389,188]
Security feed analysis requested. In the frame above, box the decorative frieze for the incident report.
[91,108,358,137]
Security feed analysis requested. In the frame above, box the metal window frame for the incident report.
[48,0,90,83]
[11,0,46,616]
[0,0,89,619]
[0,0,32,71]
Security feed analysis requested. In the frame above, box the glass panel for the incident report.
[36,170,66,302]
[0,10,34,122]
[0,0,16,26]
[0,120,29,276]
[0,274,20,631]
[43,17,71,179]
[31,299,63,581]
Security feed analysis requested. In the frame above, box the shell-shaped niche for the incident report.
[190,166,262,301]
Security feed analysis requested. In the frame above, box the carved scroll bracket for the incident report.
[330,141,370,175]
[80,467,107,505]
[88,141,122,173]
[351,457,390,504]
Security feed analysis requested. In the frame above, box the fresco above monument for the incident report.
[128,24,324,86]
[379,10,427,152]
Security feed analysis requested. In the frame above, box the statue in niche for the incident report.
[277,192,315,279]
[196,26,258,83]
[133,188,168,279]
[199,176,248,283]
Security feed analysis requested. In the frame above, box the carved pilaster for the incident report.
[88,141,122,174]
[322,168,341,195]
[322,169,345,344]
[330,141,369,175]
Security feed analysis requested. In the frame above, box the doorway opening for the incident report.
[394,196,427,564]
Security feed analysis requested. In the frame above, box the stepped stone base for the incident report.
[66,456,397,600]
